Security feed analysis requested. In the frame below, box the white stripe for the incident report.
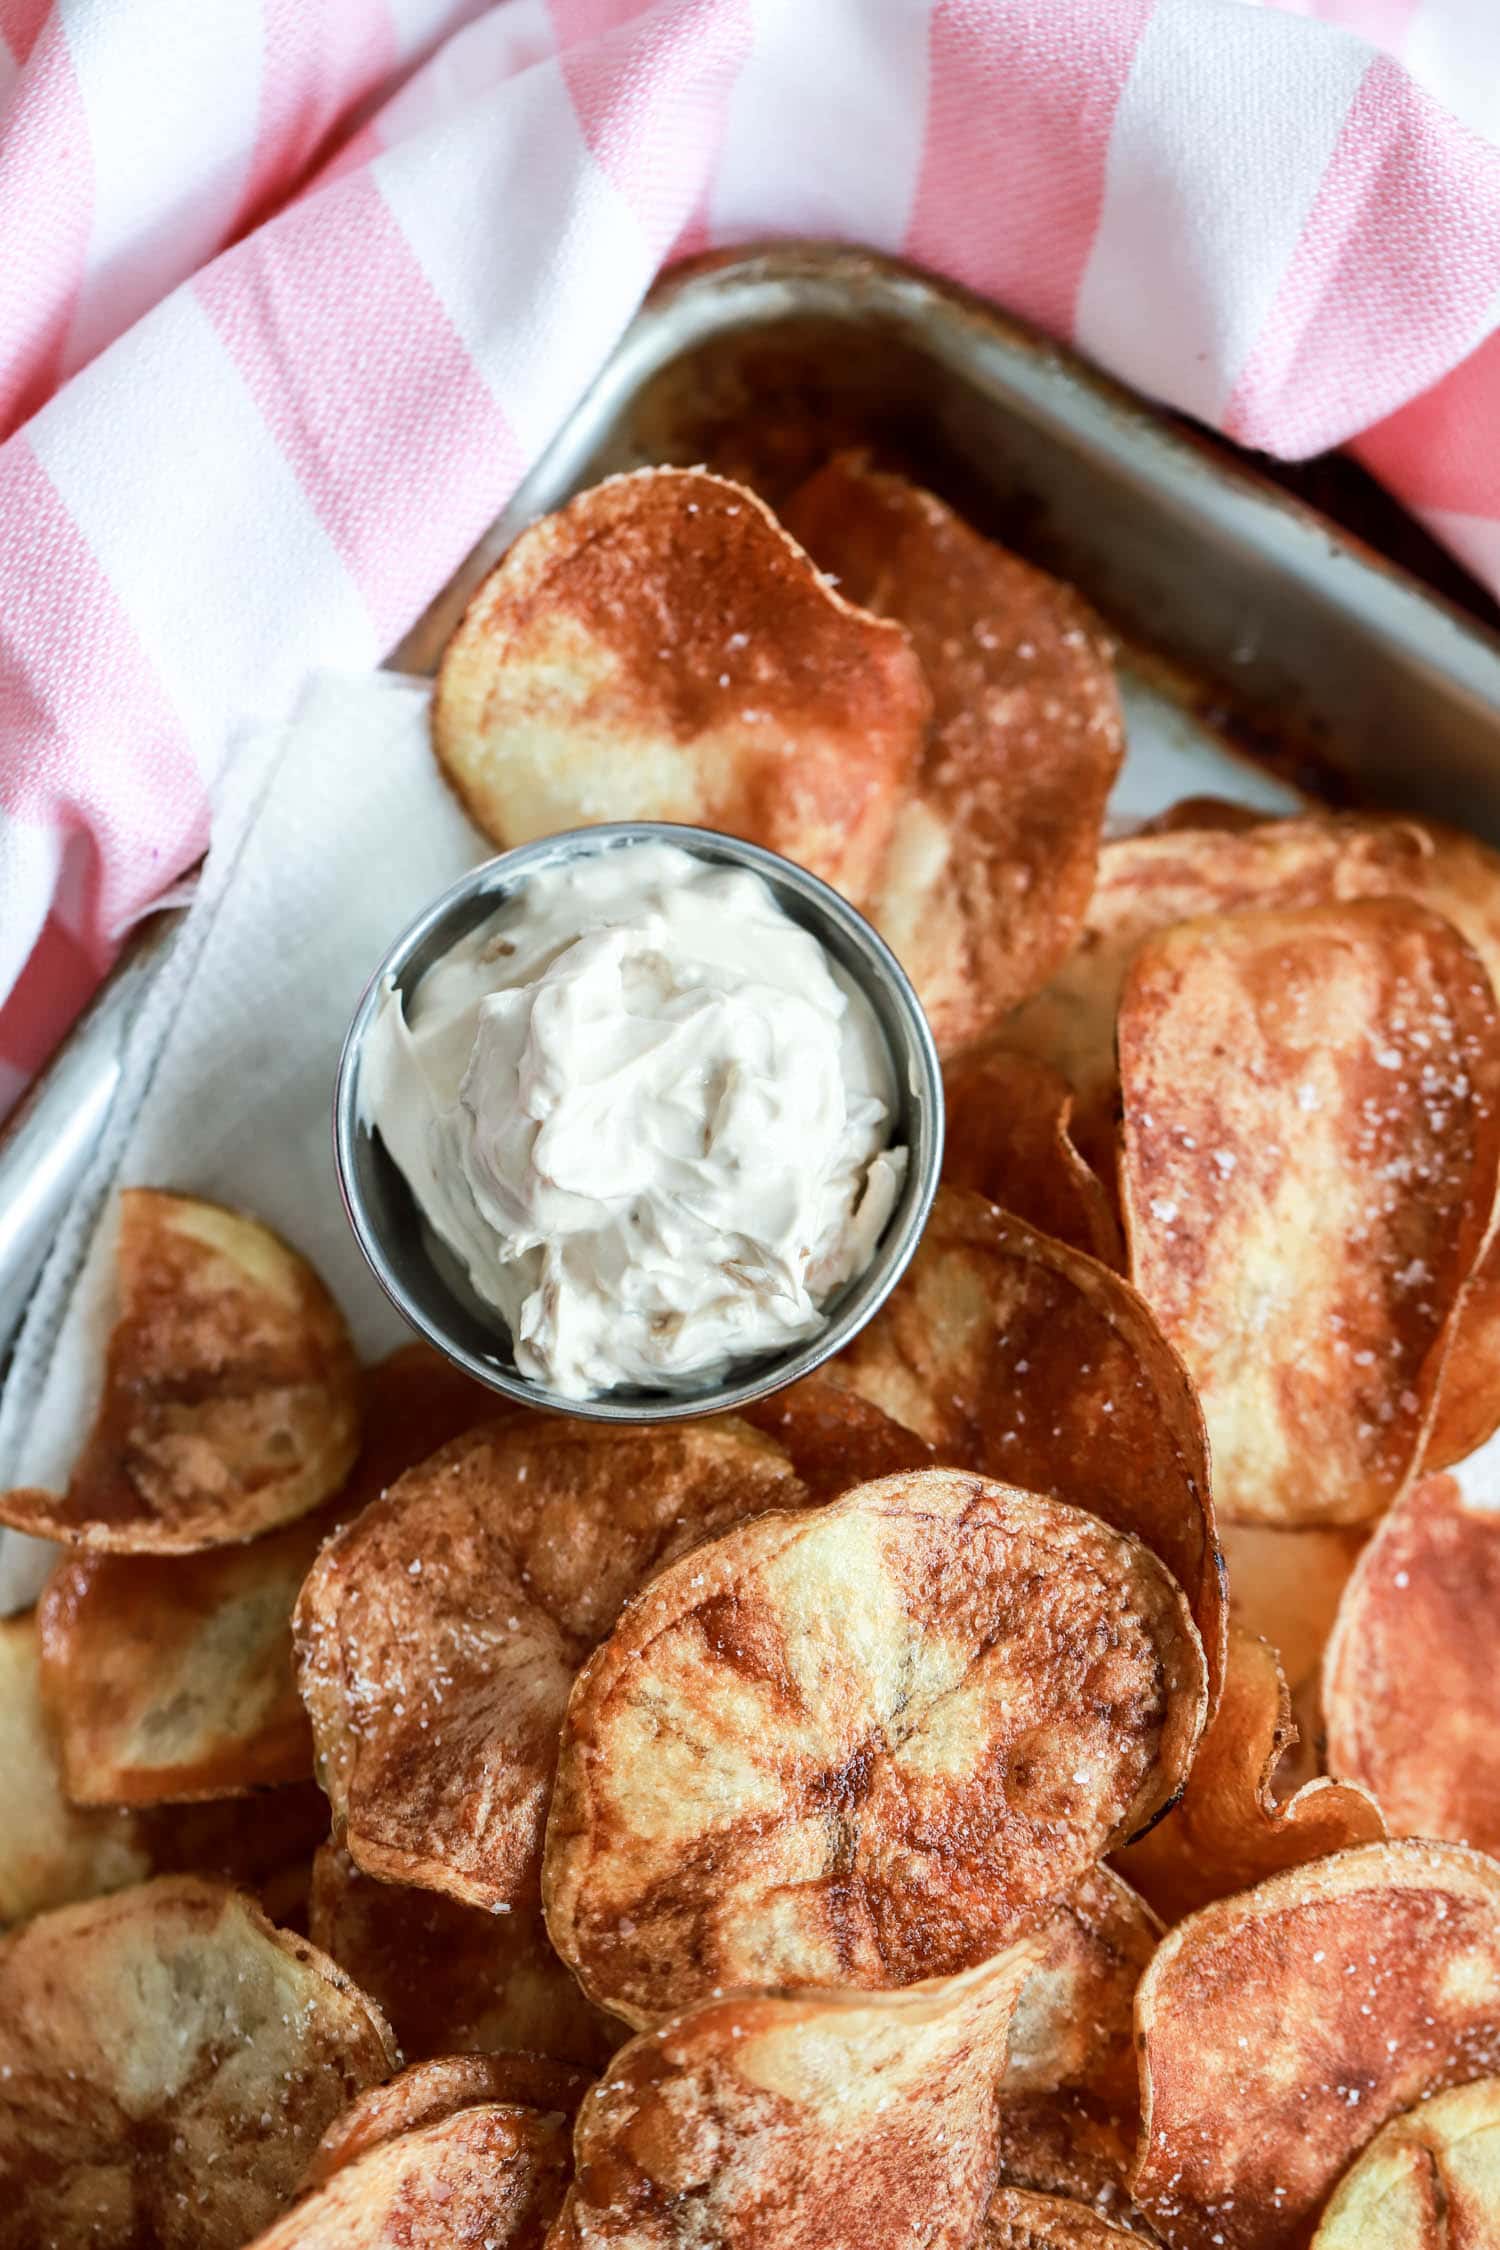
[57,0,264,380]
[369,0,556,152]
[383,0,523,68]
[1402,0,1500,143]
[27,290,376,783]
[374,51,651,461]
[708,0,931,250]
[1076,0,1370,424]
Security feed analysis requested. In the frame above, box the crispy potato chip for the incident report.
[0,1875,395,2250]
[1116,1624,1384,1923]
[309,1840,618,2067]
[1217,1520,1366,1699]
[783,455,1123,1050]
[831,1188,1225,1702]
[1324,1462,1500,1852]
[0,1190,361,1553]
[432,466,927,903]
[543,1469,1204,2026]
[994,2099,1146,2235]
[981,2190,1144,2247]
[738,1372,930,1497]
[548,1942,1039,2250]
[1132,1840,1500,2250]
[35,1344,494,1806]
[248,2104,572,2250]
[295,1418,807,1911]
[303,2051,588,2191]
[1003,1869,1161,2114]
[941,1047,1123,1264]
[1119,900,1500,1527]
[1311,2076,1500,2249]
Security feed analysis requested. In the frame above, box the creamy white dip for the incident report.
[361,841,906,1399]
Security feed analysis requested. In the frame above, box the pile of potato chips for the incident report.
[4,460,1500,2250]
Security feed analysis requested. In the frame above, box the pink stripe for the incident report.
[548,0,659,43]
[233,0,400,242]
[1226,56,1500,455]
[195,171,523,649]
[0,0,48,66]
[0,903,108,1082]
[0,16,93,439]
[906,0,1154,344]
[1354,325,1500,518]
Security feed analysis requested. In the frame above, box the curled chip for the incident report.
[36,1344,494,1807]
[303,2052,588,2190]
[0,1875,395,2250]
[783,455,1123,1051]
[1311,2076,1500,2249]
[549,1942,1039,2250]
[1116,1624,1384,1924]
[543,1469,1204,2026]
[941,1046,1122,1265]
[432,466,927,905]
[1216,1521,1366,1704]
[994,2100,1145,2237]
[1324,1463,1500,1854]
[739,1372,930,1497]
[0,1190,360,1552]
[1119,900,1500,1527]
[1132,1840,1500,2250]
[247,2105,572,2250]
[1003,1869,1160,2113]
[832,1188,1225,1702]
[295,1418,806,1910]
[981,2190,1143,2247]
[309,1842,618,2068]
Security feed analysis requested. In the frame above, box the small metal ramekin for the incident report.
[333,822,943,1424]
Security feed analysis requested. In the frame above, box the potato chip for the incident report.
[941,1047,1122,1264]
[1216,1521,1366,1700]
[309,1841,618,2067]
[295,1418,807,1910]
[831,1188,1225,1702]
[548,1942,1039,2250]
[0,1190,361,1552]
[432,466,928,904]
[246,2105,572,2250]
[994,2100,1144,2236]
[980,2190,1144,2247]
[303,2051,588,2190]
[0,1875,395,2250]
[783,455,1123,1050]
[543,1469,1204,2026]
[1324,1462,1500,1853]
[1116,1624,1384,1923]
[1311,2076,1500,2249]
[1118,900,1500,1527]
[739,1372,930,1497]
[1003,1869,1160,2114]
[1132,1840,1500,2250]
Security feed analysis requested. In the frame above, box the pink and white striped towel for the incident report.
[2,0,1499,1113]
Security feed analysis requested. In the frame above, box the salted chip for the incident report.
[309,1841,618,2067]
[1311,2076,1500,2249]
[543,1469,1204,2026]
[549,1942,1039,2250]
[295,1417,807,1910]
[0,1875,395,2250]
[1003,1869,1160,2113]
[941,1046,1122,1264]
[1324,1461,1500,1853]
[981,2190,1144,2247]
[0,1190,360,1552]
[783,454,1123,1051]
[1216,1520,1366,1700]
[1119,899,1500,1527]
[247,2105,572,2250]
[831,1188,1225,1701]
[303,2052,588,2190]
[739,1372,930,1497]
[1116,1624,1384,1923]
[994,2099,1145,2235]
[432,466,927,904]
[1132,1840,1500,2250]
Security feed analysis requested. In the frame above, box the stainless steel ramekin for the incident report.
[333,822,943,1424]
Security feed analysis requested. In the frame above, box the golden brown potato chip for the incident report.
[247,2104,571,2250]
[941,1046,1123,1264]
[543,1469,1204,2026]
[994,2100,1146,2236]
[1324,1463,1500,1853]
[309,1840,618,2068]
[1003,1869,1160,2115]
[1311,2076,1500,2249]
[432,466,927,903]
[548,1942,1040,2250]
[1119,900,1500,1528]
[783,455,1123,1051]
[981,2190,1144,2248]
[0,1875,395,2250]
[1132,1840,1500,2250]
[831,1188,1225,1702]
[0,1190,361,1553]
[1217,1520,1366,1699]
[738,1372,931,1497]
[1116,1624,1384,1924]
[295,1418,807,1911]
[302,2051,588,2191]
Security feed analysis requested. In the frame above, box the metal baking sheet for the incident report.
[3,240,1499,1359]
